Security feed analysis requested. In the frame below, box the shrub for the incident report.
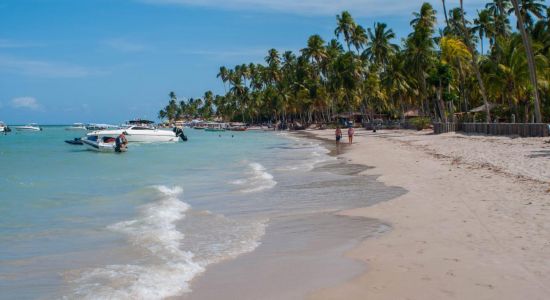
[410,117,431,131]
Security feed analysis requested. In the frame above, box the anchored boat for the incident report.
[0,121,11,133]
[87,122,186,143]
[65,123,87,131]
[15,123,42,131]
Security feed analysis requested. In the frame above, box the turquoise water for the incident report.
[0,127,337,299]
[0,126,403,299]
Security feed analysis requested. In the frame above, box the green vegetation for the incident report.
[410,117,432,130]
[160,1,550,126]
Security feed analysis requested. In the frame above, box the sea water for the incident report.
[0,127,403,299]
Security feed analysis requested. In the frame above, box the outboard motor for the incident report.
[5,126,11,133]
[115,136,122,152]
[174,127,187,141]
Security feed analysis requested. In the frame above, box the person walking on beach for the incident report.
[335,126,342,144]
[347,126,354,144]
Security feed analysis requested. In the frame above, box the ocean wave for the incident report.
[231,162,277,193]
[68,185,203,300]
[67,185,268,300]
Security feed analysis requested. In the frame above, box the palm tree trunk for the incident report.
[441,0,450,29]
[510,0,542,123]
[459,0,491,123]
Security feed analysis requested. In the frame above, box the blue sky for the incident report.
[0,0,486,124]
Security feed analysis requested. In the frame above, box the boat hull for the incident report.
[82,139,125,152]
[88,129,179,143]
[65,127,87,131]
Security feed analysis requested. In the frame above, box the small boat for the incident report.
[0,121,11,133]
[204,122,227,132]
[65,137,83,145]
[65,123,87,131]
[82,135,127,153]
[228,122,247,131]
[15,123,42,131]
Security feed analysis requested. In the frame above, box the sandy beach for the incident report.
[306,129,550,300]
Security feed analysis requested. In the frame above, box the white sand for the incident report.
[306,129,550,300]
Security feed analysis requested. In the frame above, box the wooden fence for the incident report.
[433,123,549,137]
[433,122,457,134]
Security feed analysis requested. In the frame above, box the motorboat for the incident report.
[0,122,11,133]
[82,135,127,153]
[87,125,186,142]
[15,123,42,131]
[228,122,247,131]
[65,123,87,131]
[204,122,227,132]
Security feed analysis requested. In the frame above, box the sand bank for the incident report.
[308,129,550,300]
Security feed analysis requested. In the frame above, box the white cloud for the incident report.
[0,38,43,49]
[11,97,41,110]
[181,47,272,58]
[0,55,103,78]
[102,38,148,52]
[139,0,486,17]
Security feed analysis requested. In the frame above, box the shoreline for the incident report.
[305,129,550,299]
[179,131,406,299]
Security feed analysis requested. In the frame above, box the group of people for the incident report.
[335,125,354,145]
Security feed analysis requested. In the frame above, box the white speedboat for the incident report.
[0,122,11,133]
[66,123,87,131]
[87,125,185,142]
[82,135,127,153]
[15,123,42,131]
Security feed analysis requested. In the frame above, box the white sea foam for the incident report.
[231,162,277,193]
[68,185,267,300]
[275,141,335,172]
[69,185,202,300]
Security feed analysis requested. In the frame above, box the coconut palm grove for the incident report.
[159,0,550,127]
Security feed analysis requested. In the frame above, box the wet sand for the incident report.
[182,213,386,300]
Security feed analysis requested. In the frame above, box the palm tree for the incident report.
[510,0,543,122]
[302,35,327,65]
[364,22,399,68]
[158,109,166,121]
[407,3,437,116]
[486,0,512,38]
[508,0,547,30]
[459,0,492,122]
[441,0,450,29]
[350,25,368,54]
[473,9,495,53]
[335,11,356,52]
[217,66,229,93]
